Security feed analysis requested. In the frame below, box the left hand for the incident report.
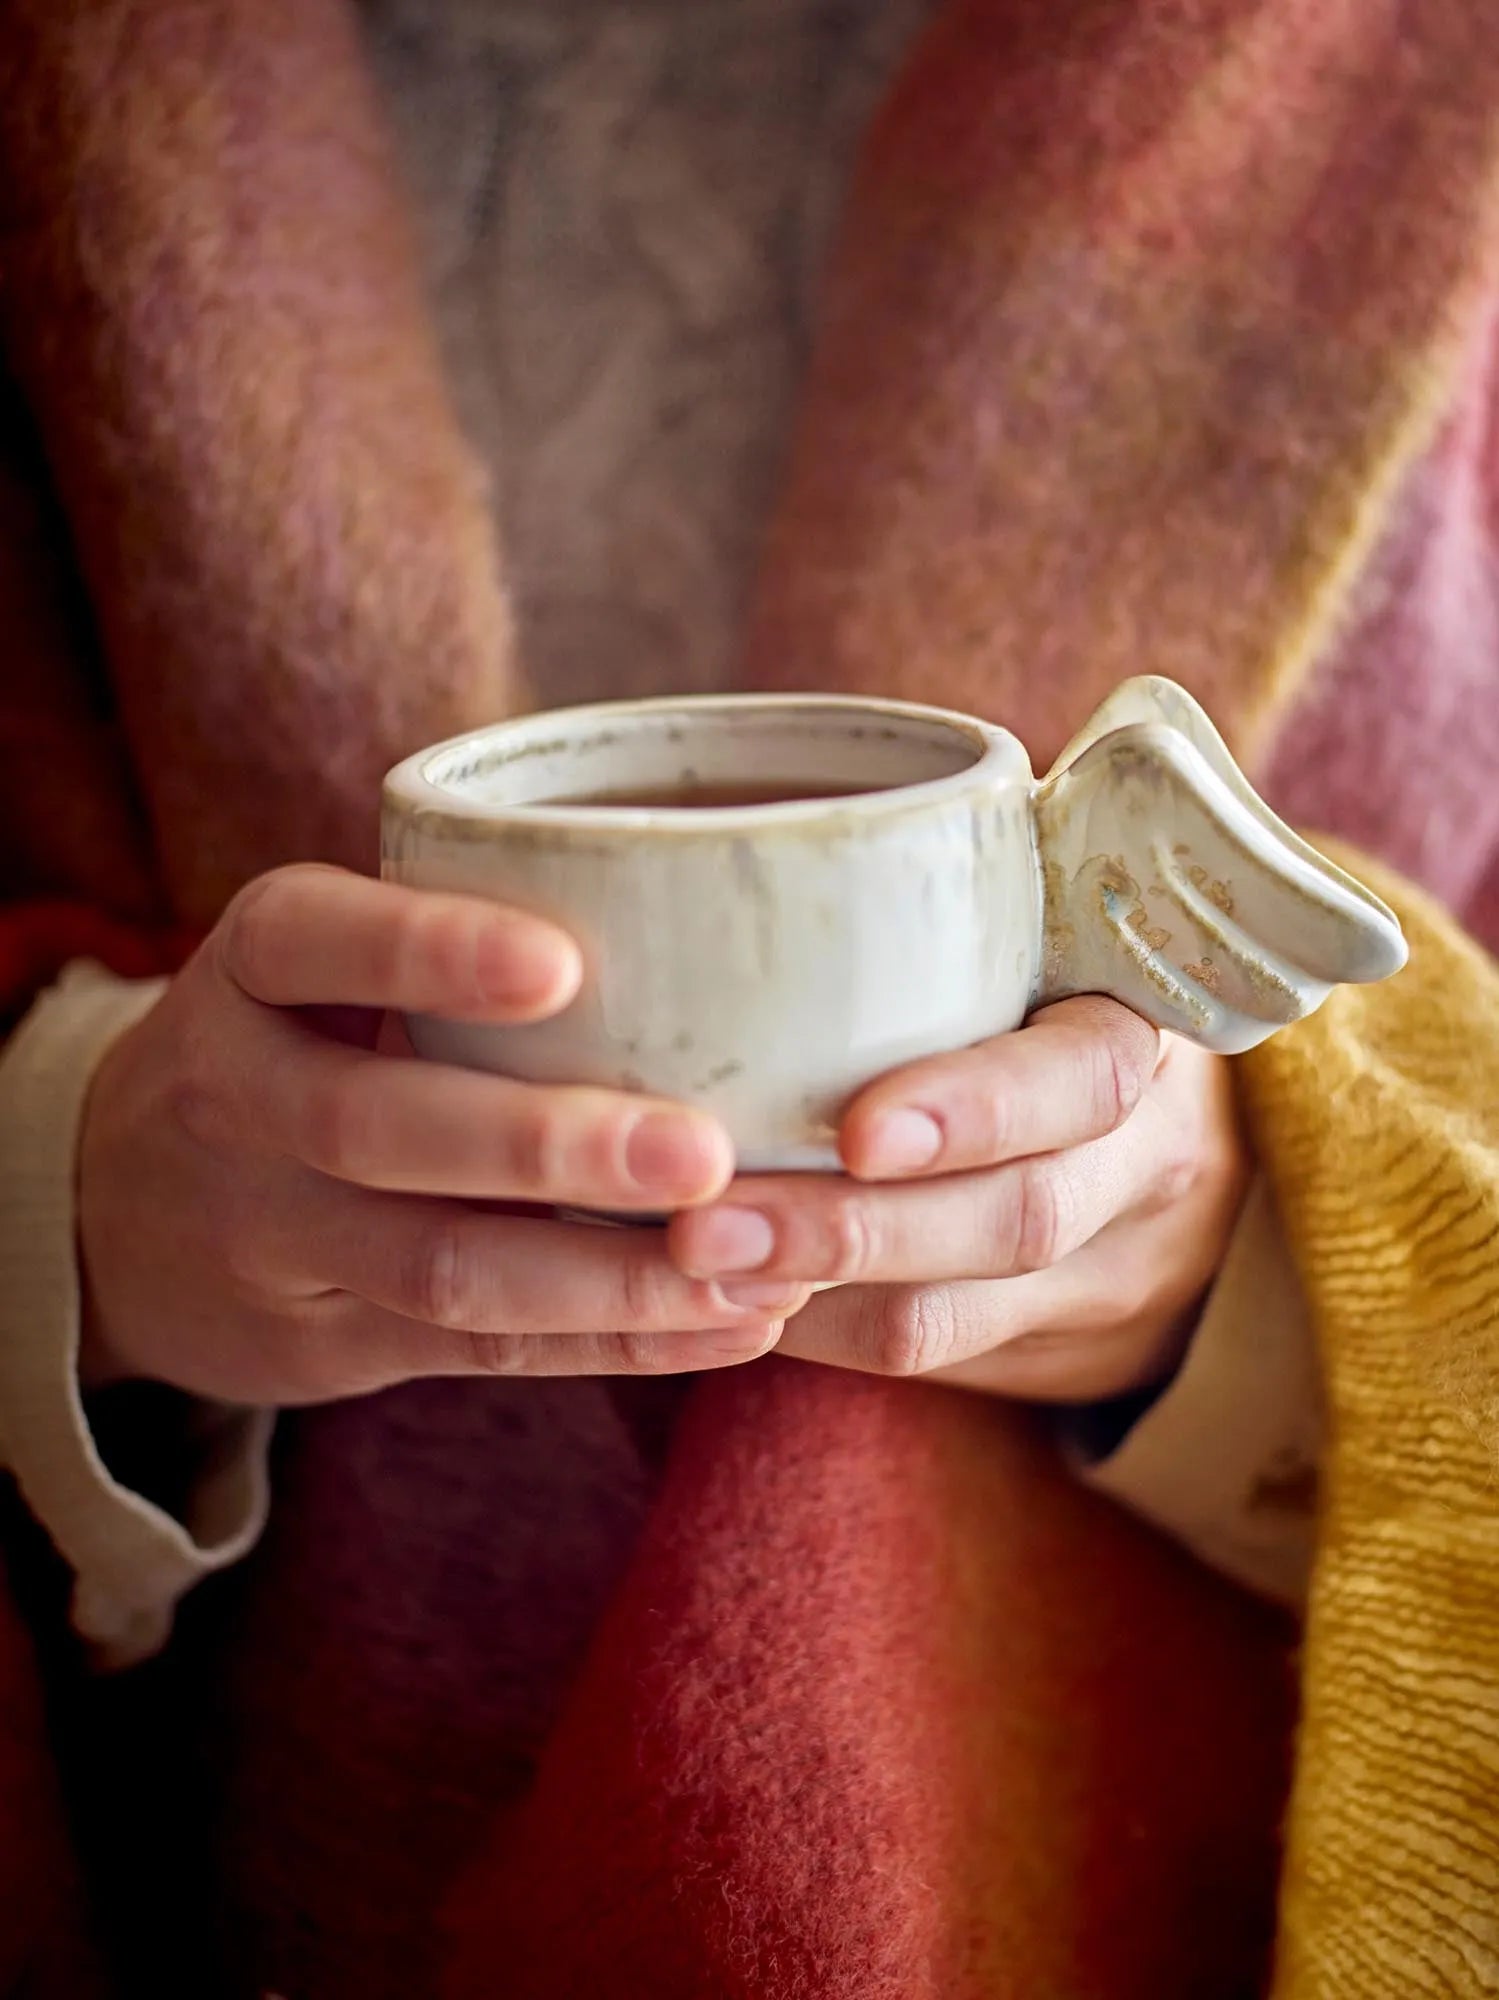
[667,997,1250,1402]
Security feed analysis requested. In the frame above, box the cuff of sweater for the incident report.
[1063,1177,1323,1609]
[0,962,273,1669]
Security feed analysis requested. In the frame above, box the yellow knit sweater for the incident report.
[1244,850,1499,1995]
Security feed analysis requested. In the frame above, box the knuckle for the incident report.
[302,1070,376,1178]
[618,1252,671,1329]
[1010,1162,1069,1271]
[360,896,412,998]
[1087,1021,1150,1133]
[417,903,487,1007]
[464,1329,529,1377]
[376,897,471,1009]
[506,1104,566,1194]
[412,1223,481,1330]
[163,1062,232,1153]
[599,1328,678,1376]
[216,1237,262,1298]
[972,1086,1012,1162]
[865,1285,955,1378]
[217,871,286,995]
[820,1193,876,1282]
[1154,1137,1200,1209]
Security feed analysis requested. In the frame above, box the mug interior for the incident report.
[418,699,992,816]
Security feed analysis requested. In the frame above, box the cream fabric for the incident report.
[1077,1178,1321,1607]
[0,964,271,1667]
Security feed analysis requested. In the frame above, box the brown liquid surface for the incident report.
[542,780,875,809]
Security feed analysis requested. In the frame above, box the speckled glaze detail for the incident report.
[383,682,1406,1167]
[1033,676,1407,1053]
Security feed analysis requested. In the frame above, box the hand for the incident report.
[667,997,1249,1403]
[78,866,809,1406]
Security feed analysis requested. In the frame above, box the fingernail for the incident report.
[716,1278,803,1314]
[688,1205,775,1274]
[702,1326,780,1359]
[625,1111,721,1197]
[860,1108,943,1177]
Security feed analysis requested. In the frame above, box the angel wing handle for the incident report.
[1030,677,1408,1055]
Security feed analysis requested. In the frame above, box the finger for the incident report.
[669,1115,1170,1286]
[838,995,1160,1181]
[257,1015,736,1209]
[301,1297,786,1394]
[290,1190,811,1333]
[219,864,582,1021]
[770,1248,1179,1403]
[773,1275,1031,1378]
[929,1218,1206,1402]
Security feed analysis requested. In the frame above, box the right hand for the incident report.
[77,866,809,1406]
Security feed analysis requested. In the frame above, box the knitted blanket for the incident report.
[0,4,1496,1996]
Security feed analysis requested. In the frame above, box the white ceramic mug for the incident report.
[382,675,1405,1172]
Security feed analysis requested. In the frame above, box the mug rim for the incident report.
[383,692,1026,836]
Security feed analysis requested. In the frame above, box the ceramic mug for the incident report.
[381,675,1406,1172]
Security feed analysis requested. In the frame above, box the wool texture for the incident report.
[0,2,1495,1996]
[744,0,1499,776]
[1241,856,1499,1997]
[0,0,521,926]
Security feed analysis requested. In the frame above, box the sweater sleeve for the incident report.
[0,962,272,1669]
